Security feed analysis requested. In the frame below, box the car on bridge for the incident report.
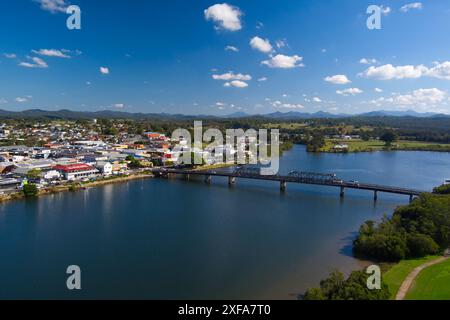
[348,180,360,187]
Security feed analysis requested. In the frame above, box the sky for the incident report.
[1,0,450,115]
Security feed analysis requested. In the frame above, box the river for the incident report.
[1,145,449,299]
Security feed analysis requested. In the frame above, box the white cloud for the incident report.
[100,67,110,75]
[336,88,363,96]
[32,49,71,58]
[271,100,305,109]
[427,61,450,80]
[224,80,248,88]
[4,53,16,59]
[400,2,423,13]
[275,39,288,49]
[250,36,273,53]
[360,58,377,65]
[204,3,242,31]
[225,45,239,52]
[393,88,446,106]
[324,74,351,84]
[19,56,48,68]
[34,0,70,14]
[375,88,383,93]
[257,77,268,82]
[212,72,251,81]
[321,49,327,53]
[360,64,427,80]
[15,97,29,103]
[113,103,125,109]
[262,54,304,69]
[313,97,322,102]
[367,88,447,112]
[361,62,450,80]
[380,5,391,16]
[0,98,8,104]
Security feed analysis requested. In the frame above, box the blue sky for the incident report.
[1,0,450,115]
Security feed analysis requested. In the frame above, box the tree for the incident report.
[126,155,141,169]
[26,168,42,180]
[23,184,38,197]
[306,132,325,152]
[380,131,398,147]
[433,184,450,195]
[302,269,390,300]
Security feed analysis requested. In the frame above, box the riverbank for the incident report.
[318,139,450,153]
[0,172,154,204]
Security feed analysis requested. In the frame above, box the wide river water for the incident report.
[1,145,450,299]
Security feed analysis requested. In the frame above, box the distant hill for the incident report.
[0,108,448,120]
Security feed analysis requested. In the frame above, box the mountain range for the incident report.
[0,109,448,120]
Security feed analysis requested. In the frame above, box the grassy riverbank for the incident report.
[319,139,450,153]
[383,256,439,299]
[405,258,450,300]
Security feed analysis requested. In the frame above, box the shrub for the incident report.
[22,184,38,197]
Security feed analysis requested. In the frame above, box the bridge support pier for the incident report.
[340,187,345,198]
[228,177,236,186]
[205,175,212,184]
[280,181,287,192]
[374,191,378,202]
[409,195,414,203]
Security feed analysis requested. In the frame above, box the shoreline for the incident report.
[0,162,238,205]
[0,172,154,204]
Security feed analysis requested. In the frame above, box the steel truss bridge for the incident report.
[151,167,426,201]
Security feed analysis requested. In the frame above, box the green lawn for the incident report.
[320,139,450,153]
[383,256,439,300]
[405,258,450,300]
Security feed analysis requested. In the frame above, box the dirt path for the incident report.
[395,256,449,300]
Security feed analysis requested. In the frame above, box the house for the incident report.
[53,163,99,181]
[333,144,349,151]
[95,161,113,176]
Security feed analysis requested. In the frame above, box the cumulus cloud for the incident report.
[19,56,48,68]
[212,72,251,81]
[275,39,288,49]
[336,88,363,96]
[225,45,239,52]
[250,36,273,53]
[15,97,29,103]
[427,61,450,80]
[100,67,110,75]
[224,80,248,88]
[270,100,305,109]
[375,88,383,93]
[400,2,423,13]
[324,74,351,84]
[34,0,70,14]
[393,88,445,106]
[32,49,71,58]
[113,103,125,109]
[361,62,450,80]
[367,88,446,111]
[313,97,322,102]
[262,54,304,69]
[204,3,243,31]
[360,58,377,65]
[257,77,268,82]
[360,64,427,80]
[4,53,16,59]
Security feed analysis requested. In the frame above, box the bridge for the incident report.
[151,167,426,202]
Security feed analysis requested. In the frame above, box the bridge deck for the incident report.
[152,169,426,196]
